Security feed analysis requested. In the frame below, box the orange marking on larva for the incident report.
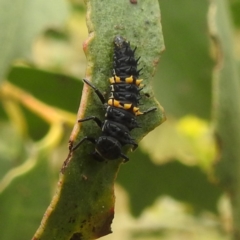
[136,79,143,86]
[108,99,120,108]
[109,77,114,84]
[115,76,121,83]
[125,76,134,84]
[123,103,132,109]
[136,111,143,116]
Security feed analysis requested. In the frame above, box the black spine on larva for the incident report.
[113,36,140,78]
[73,36,156,162]
[109,36,142,111]
[101,35,145,155]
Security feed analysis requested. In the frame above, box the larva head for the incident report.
[114,35,126,48]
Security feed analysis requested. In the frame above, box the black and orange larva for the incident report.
[72,36,156,162]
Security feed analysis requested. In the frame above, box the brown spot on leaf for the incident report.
[94,209,114,238]
[68,217,76,223]
[82,40,88,53]
[70,232,83,240]
[81,174,88,180]
[130,0,137,4]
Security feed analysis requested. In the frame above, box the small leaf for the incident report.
[117,148,222,216]
[8,66,83,113]
[209,0,240,190]
[156,0,213,118]
[5,66,82,140]
[141,116,216,170]
[229,0,240,28]
[209,0,240,236]
[0,123,26,179]
[0,0,68,82]
[0,153,53,240]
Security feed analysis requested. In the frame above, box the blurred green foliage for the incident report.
[155,0,213,119]
[0,0,239,239]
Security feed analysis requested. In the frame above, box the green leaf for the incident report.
[0,123,26,179]
[229,0,240,28]
[0,121,65,240]
[0,153,52,240]
[117,147,222,216]
[0,0,68,82]
[6,66,82,140]
[209,0,240,236]
[155,0,214,119]
[141,116,216,170]
[7,66,82,113]
[33,0,165,239]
